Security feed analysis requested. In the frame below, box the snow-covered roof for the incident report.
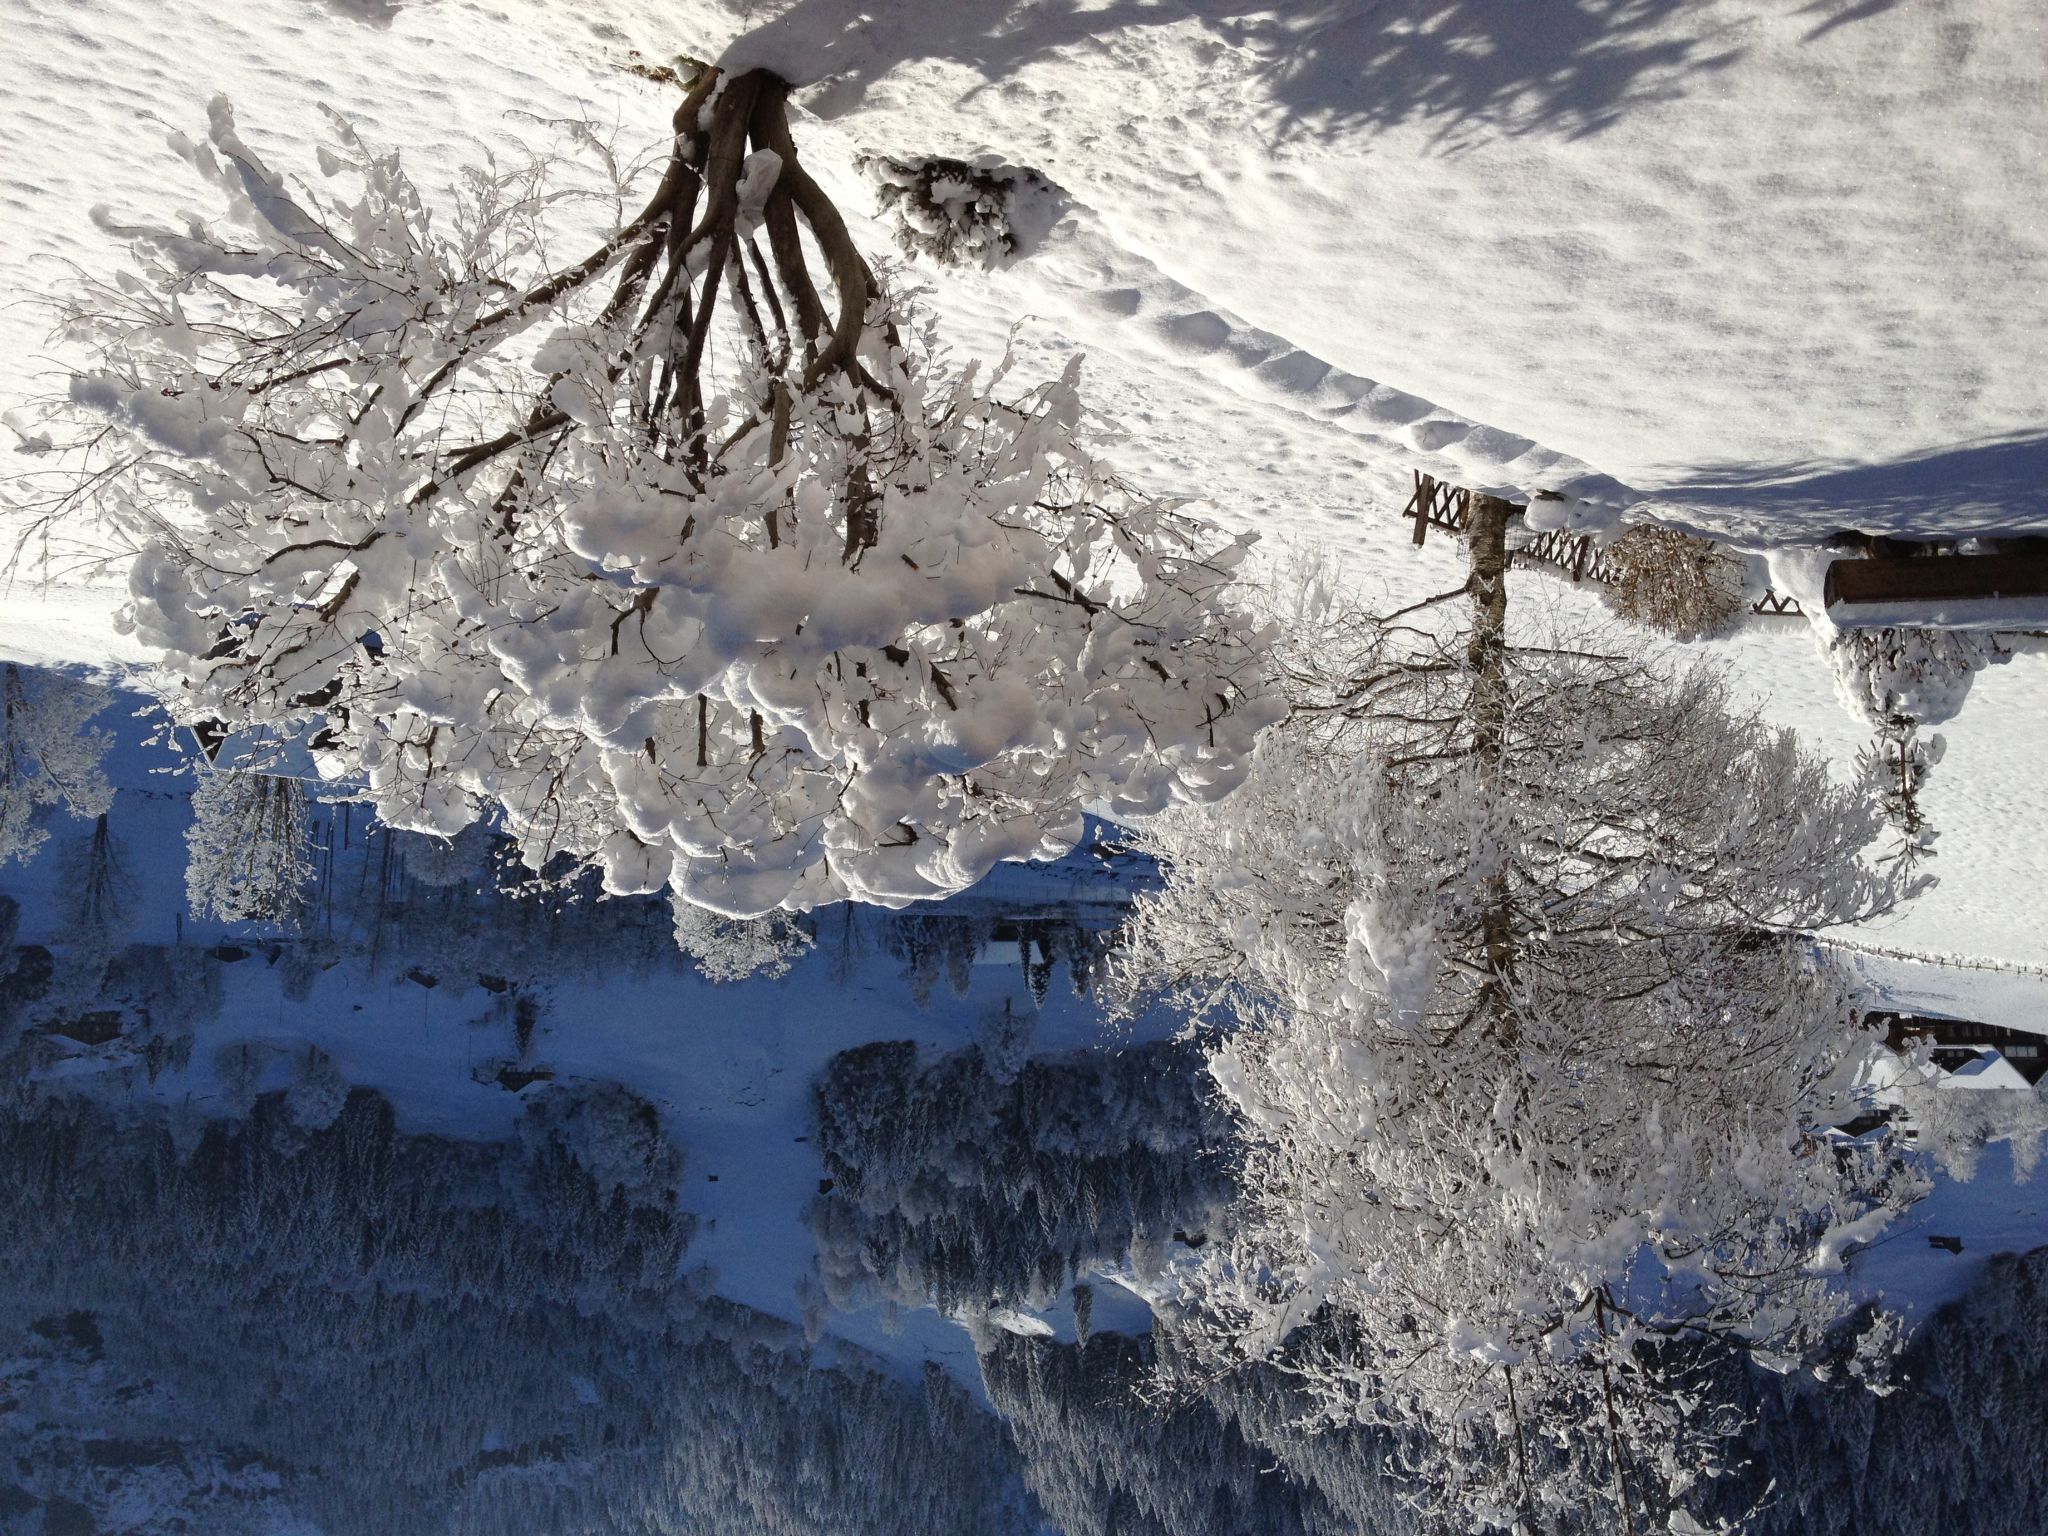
[1941,1049,2033,1093]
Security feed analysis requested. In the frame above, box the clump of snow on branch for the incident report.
[49,79,1277,923]
[861,154,1052,270]
[0,663,114,868]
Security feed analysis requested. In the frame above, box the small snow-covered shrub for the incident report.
[1599,526,1746,638]
[862,154,1050,269]
[1828,624,2013,728]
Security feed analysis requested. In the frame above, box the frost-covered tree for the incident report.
[50,66,1274,927]
[1123,506,1920,1534]
[0,663,114,867]
[1829,625,2013,871]
[670,895,812,981]
[185,766,316,924]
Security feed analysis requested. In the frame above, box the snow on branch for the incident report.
[46,69,1279,923]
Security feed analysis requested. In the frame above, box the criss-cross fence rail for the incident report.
[1514,525,1625,585]
[1749,589,1805,617]
[1396,472,1805,618]
[1401,473,1471,544]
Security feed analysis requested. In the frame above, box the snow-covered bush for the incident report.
[1122,513,1918,1533]
[0,663,113,867]
[861,154,1050,269]
[1599,525,1746,638]
[1828,624,2013,728]
[185,768,316,924]
[51,70,1275,927]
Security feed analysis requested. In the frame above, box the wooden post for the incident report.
[1410,472,1430,546]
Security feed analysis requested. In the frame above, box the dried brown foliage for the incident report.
[1601,526,1746,638]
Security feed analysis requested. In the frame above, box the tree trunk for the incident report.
[1467,494,1518,1045]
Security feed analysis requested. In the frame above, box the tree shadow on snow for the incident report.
[1658,432,2048,536]
[1203,0,1747,148]
[1796,0,1907,46]
[739,0,1745,149]
[318,0,405,27]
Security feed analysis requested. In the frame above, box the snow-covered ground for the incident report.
[4,0,2040,959]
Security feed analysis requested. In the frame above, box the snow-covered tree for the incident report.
[1828,625,2012,872]
[185,767,316,924]
[1123,505,1920,1534]
[0,663,114,867]
[670,895,812,982]
[67,811,128,946]
[1855,715,1942,872]
[52,66,1275,927]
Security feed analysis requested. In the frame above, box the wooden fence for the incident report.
[1395,472,1805,618]
[1514,526,1623,585]
[1400,473,1471,544]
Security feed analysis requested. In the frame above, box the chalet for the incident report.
[1821,535,2048,632]
[1861,1009,2048,1086]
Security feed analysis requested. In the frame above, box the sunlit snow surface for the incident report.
[3,0,2041,960]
